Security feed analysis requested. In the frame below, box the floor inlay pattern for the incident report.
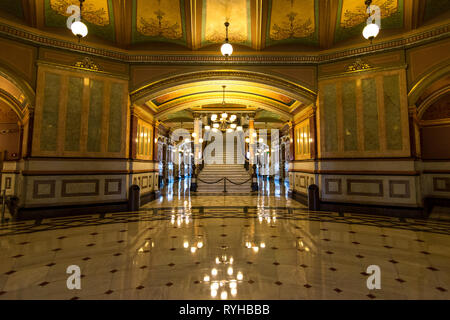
[1,207,450,237]
[0,204,449,300]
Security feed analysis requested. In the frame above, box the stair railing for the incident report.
[196,176,253,193]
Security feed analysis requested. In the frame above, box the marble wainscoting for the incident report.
[6,158,159,220]
[288,159,428,217]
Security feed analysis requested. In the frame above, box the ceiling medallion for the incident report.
[74,57,99,71]
[347,58,372,72]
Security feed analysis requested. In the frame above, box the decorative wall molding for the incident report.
[104,179,122,196]
[0,22,448,65]
[433,177,450,192]
[61,179,100,197]
[346,58,373,72]
[389,180,411,198]
[33,180,56,199]
[325,178,342,195]
[74,57,99,71]
[347,179,384,197]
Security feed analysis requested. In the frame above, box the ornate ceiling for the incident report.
[0,0,448,51]
[142,79,305,123]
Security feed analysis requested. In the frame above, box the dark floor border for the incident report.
[289,189,427,219]
[14,192,158,221]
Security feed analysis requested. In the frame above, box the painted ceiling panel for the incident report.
[0,0,23,19]
[424,0,450,22]
[335,0,403,43]
[133,0,186,45]
[203,0,250,45]
[267,0,318,46]
[45,0,115,42]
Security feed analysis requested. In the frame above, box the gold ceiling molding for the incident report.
[0,90,26,120]
[130,70,317,106]
[0,21,448,64]
[417,86,450,121]
[154,96,292,122]
[0,66,35,111]
[408,62,450,105]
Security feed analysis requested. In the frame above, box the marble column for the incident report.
[248,115,256,165]
[193,114,202,167]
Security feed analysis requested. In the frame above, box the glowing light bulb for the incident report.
[183,241,189,248]
[212,268,218,276]
[71,21,88,38]
[237,272,243,281]
[211,114,217,121]
[363,23,380,40]
[221,43,233,57]
[220,290,228,300]
[204,275,210,282]
[227,267,233,275]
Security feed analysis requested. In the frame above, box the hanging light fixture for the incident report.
[209,85,239,132]
[71,0,88,41]
[362,0,379,42]
[220,22,233,57]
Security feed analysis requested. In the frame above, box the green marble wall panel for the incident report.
[87,80,104,152]
[322,83,338,152]
[383,74,402,150]
[108,82,124,153]
[40,73,61,152]
[64,77,83,152]
[361,78,379,151]
[342,80,357,151]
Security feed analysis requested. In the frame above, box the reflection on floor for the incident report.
[0,178,449,300]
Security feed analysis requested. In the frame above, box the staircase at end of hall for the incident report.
[197,136,251,193]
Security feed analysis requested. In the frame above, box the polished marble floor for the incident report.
[0,179,449,300]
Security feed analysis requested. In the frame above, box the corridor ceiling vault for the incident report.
[0,0,448,50]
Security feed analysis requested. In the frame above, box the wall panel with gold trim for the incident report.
[32,65,129,158]
[317,68,410,158]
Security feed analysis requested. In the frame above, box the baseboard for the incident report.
[288,190,308,206]
[141,191,158,205]
[14,191,159,221]
[288,189,426,218]
[424,197,450,214]
[15,201,129,221]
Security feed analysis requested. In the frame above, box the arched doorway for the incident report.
[0,99,21,162]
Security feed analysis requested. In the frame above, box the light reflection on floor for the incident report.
[0,178,449,300]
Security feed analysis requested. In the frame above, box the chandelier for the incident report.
[208,85,242,132]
